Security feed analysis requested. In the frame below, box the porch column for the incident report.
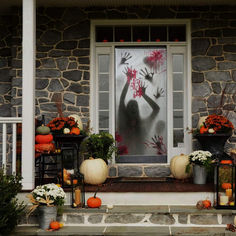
[22,0,36,190]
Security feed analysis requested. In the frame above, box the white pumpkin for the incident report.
[80,157,108,185]
[197,116,208,129]
[63,128,70,134]
[170,154,192,179]
[69,114,83,130]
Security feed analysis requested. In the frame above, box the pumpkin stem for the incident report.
[94,187,99,198]
[89,157,94,160]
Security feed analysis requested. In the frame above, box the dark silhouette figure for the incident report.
[117,76,160,155]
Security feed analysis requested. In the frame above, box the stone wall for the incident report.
[1,6,236,174]
[0,15,14,116]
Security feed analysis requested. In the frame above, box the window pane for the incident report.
[99,74,109,91]
[99,92,109,109]
[168,25,186,42]
[173,92,183,109]
[99,111,109,128]
[96,26,113,42]
[173,129,184,147]
[173,111,183,128]
[173,55,183,73]
[133,26,149,42]
[99,55,110,73]
[150,26,167,42]
[115,26,131,42]
[173,73,183,91]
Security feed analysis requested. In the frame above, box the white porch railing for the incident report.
[0,117,22,175]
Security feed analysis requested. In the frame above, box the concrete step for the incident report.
[19,205,236,227]
[12,225,236,235]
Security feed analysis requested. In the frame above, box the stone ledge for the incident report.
[19,205,236,227]
[11,226,236,236]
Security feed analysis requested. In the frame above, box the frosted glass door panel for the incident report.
[115,47,167,157]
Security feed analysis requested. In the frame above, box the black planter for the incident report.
[195,133,231,160]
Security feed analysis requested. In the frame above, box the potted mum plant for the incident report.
[186,150,213,185]
[27,183,66,230]
[195,114,234,159]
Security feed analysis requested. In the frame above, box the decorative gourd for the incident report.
[35,143,55,153]
[197,116,207,129]
[87,191,102,208]
[70,127,80,135]
[35,134,53,144]
[80,157,108,185]
[69,114,83,130]
[170,154,192,179]
[36,125,50,135]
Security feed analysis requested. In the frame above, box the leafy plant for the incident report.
[82,132,117,162]
[186,150,213,173]
[0,170,25,234]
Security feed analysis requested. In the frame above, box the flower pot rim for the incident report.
[195,132,232,137]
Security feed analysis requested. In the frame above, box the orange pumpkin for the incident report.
[50,221,60,230]
[70,127,80,135]
[220,160,233,165]
[222,183,232,190]
[35,134,53,144]
[87,192,102,208]
[35,143,55,153]
[200,126,208,134]
[202,199,211,209]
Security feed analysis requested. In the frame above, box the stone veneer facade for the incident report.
[1,5,236,176]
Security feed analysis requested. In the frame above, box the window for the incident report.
[91,20,191,164]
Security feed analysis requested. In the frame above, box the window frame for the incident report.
[90,19,192,163]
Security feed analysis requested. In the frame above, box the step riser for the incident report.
[18,192,214,205]
[19,212,235,227]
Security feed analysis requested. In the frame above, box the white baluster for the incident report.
[12,123,17,175]
[2,123,7,174]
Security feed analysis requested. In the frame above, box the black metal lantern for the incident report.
[53,134,85,188]
[214,158,236,209]
[71,171,85,208]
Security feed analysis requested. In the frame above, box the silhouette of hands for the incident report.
[140,68,154,82]
[140,82,147,95]
[154,87,164,99]
[120,52,132,65]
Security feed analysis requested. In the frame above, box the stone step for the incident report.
[12,225,236,235]
[19,205,236,227]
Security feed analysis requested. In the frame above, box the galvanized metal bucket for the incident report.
[193,164,207,185]
[38,205,57,230]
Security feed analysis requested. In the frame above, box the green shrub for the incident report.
[0,170,25,234]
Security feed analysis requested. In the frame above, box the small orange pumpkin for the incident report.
[70,127,80,135]
[202,199,211,209]
[222,183,232,190]
[220,160,233,165]
[200,126,208,134]
[87,191,102,208]
[35,134,53,144]
[50,221,60,230]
